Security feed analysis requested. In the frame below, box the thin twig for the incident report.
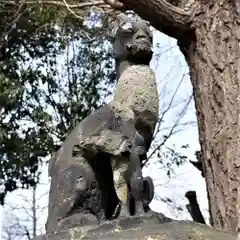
[6,0,105,8]
[142,94,193,167]
[62,0,83,19]
[153,73,186,140]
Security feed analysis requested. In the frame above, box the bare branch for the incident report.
[4,0,201,39]
[118,0,201,39]
[142,93,193,167]
[103,0,125,10]
[62,0,84,19]
[6,0,105,8]
[153,73,186,139]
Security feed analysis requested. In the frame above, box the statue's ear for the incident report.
[109,12,128,38]
[145,20,151,27]
[116,12,129,23]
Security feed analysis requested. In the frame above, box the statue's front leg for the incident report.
[129,152,145,216]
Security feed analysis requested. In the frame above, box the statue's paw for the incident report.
[56,213,98,230]
[96,209,106,224]
[99,219,114,226]
[118,204,131,219]
[134,202,145,216]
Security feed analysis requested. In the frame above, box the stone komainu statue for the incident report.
[45,13,159,234]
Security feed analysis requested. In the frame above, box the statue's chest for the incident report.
[114,65,159,128]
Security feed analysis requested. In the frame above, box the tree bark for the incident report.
[178,2,240,232]
[120,0,198,39]
[118,0,240,233]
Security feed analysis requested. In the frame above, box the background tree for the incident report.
[0,2,116,204]
[1,161,49,240]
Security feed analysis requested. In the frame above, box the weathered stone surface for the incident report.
[114,65,159,149]
[46,161,103,233]
[48,103,135,176]
[36,212,236,240]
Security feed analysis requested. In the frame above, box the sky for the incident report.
[0,29,209,238]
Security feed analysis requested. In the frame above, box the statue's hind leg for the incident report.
[111,158,131,218]
[89,153,119,222]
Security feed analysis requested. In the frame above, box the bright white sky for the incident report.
[0,30,209,238]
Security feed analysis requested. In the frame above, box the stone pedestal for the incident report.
[35,212,236,240]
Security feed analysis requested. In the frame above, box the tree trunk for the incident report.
[178,2,240,232]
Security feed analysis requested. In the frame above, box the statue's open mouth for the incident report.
[135,40,151,46]
[126,44,152,55]
[126,44,153,64]
[135,35,151,44]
